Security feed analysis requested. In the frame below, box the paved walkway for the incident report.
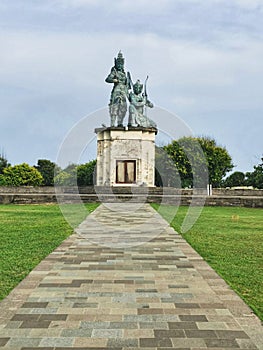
[0,203,262,349]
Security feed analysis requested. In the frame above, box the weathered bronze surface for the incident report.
[105,52,157,129]
[128,79,156,128]
[105,51,130,127]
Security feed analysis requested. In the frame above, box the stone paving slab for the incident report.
[0,203,262,349]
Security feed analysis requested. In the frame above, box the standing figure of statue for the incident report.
[128,79,157,128]
[105,51,130,127]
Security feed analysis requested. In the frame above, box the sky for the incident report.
[0,0,263,173]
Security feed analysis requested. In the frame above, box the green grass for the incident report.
[0,203,99,300]
[1,203,262,321]
[152,204,263,321]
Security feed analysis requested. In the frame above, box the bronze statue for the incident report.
[128,79,156,128]
[105,51,130,127]
[105,52,157,129]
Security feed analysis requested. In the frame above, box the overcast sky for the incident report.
[1,0,263,173]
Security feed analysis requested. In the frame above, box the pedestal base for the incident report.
[95,126,157,187]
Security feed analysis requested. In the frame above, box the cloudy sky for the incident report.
[0,0,263,173]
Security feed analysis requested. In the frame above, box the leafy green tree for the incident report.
[54,161,97,186]
[163,137,208,188]
[163,140,193,188]
[223,171,246,187]
[198,137,233,187]
[0,174,7,185]
[54,163,77,186]
[155,147,180,187]
[164,136,233,188]
[0,154,10,174]
[0,163,43,186]
[77,160,96,186]
[245,157,263,189]
[35,159,59,186]
[64,163,78,174]
[54,171,75,186]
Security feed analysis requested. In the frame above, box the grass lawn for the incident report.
[0,203,99,300]
[152,204,263,321]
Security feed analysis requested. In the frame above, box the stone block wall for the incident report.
[0,186,263,207]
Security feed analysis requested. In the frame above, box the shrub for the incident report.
[1,163,43,186]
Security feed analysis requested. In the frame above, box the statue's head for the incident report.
[114,51,124,71]
[133,80,143,94]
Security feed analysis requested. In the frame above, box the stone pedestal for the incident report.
[95,127,157,187]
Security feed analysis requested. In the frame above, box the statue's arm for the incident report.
[105,68,118,83]
[130,94,146,107]
[146,99,154,108]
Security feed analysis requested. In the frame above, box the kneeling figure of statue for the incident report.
[128,80,156,128]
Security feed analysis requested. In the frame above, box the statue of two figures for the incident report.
[105,52,157,129]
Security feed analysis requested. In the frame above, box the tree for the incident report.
[164,138,198,188]
[223,171,246,187]
[77,160,96,186]
[35,159,59,186]
[54,161,97,186]
[0,173,7,185]
[0,163,43,186]
[245,157,263,189]
[198,137,233,187]
[54,171,76,186]
[164,136,234,188]
[0,154,10,174]
[155,147,180,187]
[54,163,77,186]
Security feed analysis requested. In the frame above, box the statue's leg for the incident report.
[128,105,137,127]
[110,104,117,127]
[117,116,123,127]
[117,101,127,127]
[111,115,116,127]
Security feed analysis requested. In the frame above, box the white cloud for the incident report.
[0,29,262,102]
[110,0,174,13]
[53,0,101,8]
[173,96,196,107]
[51,0,263,12]
[53,0,174,12]
[224,0,263,10]
[181,0,263,9]
[0,3,263,170]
